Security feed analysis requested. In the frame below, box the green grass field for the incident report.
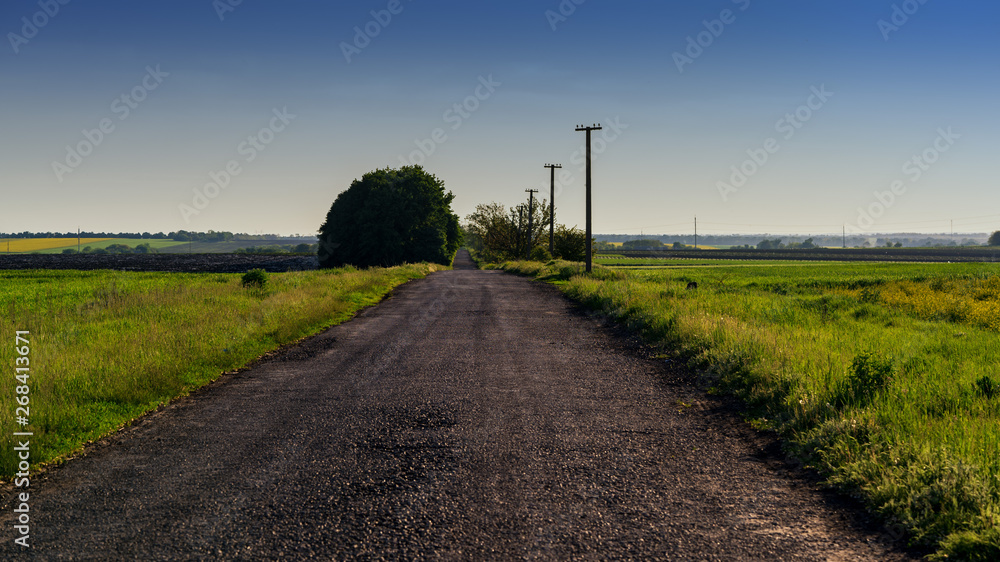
[157,239,316,254]
[0,263,444,479]
[499,258,1000,561]
[595,256,832,268]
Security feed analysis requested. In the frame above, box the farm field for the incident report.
[500,258,1000,560]
[33,238,187,254]
[157,238,315,254]
[609,246,1000,263]
[0,253,317,273]
[1,238,315,254]
[595,256,828,268]
[0,263,444,480]
[0,238,112,253]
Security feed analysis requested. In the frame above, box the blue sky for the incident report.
[2,0,998,236]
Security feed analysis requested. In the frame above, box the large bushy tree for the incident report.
[989,231,1000,246]
[318,166,461,268]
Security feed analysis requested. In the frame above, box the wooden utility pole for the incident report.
[575,124,602,272]
[544,163,561,255]
[525,189,539,259]
[517,203,524,255]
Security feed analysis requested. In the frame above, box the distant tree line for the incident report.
[621,239,663,250]
[1,231,171,239]
[606,235,995,250]
[598,233,991,248]
[168,230,234,242]
[63,243,158,255]
[58,242,318,255]
[235,244,317,255]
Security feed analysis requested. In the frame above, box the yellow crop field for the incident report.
[0,238,111,253]
[839,276,1000,332]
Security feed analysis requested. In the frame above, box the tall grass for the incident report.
[0,264,442,478]
[501,259,1000,560]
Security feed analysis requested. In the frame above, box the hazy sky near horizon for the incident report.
[2,0,998,236]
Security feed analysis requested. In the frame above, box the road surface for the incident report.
[1,251,916,559]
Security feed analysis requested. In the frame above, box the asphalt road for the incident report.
[1,251,917,560]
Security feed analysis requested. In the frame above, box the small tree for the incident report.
[552,225,587,261]
[105,244,133,254]
[464,200,550,262]
[530,246,552,262]
[989,231,1000,246]
[241,269,269,289]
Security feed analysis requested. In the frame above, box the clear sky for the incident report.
[2,0,998,236]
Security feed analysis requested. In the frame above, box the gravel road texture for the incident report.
[0,251,920,559]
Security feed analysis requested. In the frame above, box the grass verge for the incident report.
[0,263,444,479]
[498,258,1000,561]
